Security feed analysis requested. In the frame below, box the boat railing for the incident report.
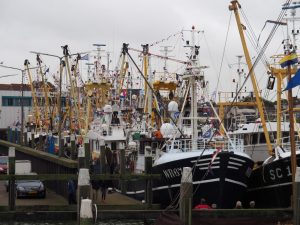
[166,137,244,153]
[277,136,300,151]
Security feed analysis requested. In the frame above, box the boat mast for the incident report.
[229,0,273,155]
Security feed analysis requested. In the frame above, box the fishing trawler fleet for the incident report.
[3,0,300,209]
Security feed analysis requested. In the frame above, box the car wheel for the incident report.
[40,191,46,198]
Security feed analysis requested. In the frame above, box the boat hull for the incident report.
[123,151,254,208]
[246,153,300,208]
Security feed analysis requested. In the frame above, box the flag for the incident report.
[80,54,89,61]
[279,53,298,68]
[284,68,300,91]
[44,67,49,75]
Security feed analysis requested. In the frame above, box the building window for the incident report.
[2,96,32,107]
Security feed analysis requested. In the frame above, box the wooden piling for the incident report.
[179,167,192,225]
[294,167,300,225]
[8,147,16,211]
[144,146,153,206]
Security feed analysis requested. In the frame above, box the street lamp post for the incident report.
[0,65,37,145]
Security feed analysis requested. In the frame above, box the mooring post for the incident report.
[8,147,16,211]
[144,146,153,206]
[294,167,300,225]
[77,168,91,225]
[31,132,35,149]
[70,134,76,160]
[180,167,192,225]
[120,142,126,194]
[80,199,93,225]
[84,137,91,169]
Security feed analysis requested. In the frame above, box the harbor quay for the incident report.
[0,139,294,225]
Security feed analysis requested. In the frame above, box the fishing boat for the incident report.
[121,26,254,209]
[229,0,300,208]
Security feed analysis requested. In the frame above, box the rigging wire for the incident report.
[214,12,232,101]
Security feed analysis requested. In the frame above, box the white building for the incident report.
[0,84,32,134]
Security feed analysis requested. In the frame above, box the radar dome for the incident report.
[168,101,179,112]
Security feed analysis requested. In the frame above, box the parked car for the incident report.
[16,177,46,198]
[0,156,8,174]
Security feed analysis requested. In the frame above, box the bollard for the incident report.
[144,146,153,206]
[179,167,192,225]
[8,147,16,211]
[71,134,76,160]
[294,167,300,225]
[77,168,91,225]
[80,199,93,225]
[84,137,91,169]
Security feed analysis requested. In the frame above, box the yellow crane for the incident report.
[229,0,273,156]
[24,59,41,129]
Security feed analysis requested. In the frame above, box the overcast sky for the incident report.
[0,0,291,100]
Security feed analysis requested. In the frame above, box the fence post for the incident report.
[24,131,28,146]
[84,137,91,169]
[31,132,35,149]
[8,147,16,211]
[78,146,86,169]
[179,167,192,225]
[144,146,153,206]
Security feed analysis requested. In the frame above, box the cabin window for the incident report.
[2,96,32,107]
[252,133,258,144]
[259,133,266,144]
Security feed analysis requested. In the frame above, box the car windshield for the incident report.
[16,180,40,184]
[0,157,8,164]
